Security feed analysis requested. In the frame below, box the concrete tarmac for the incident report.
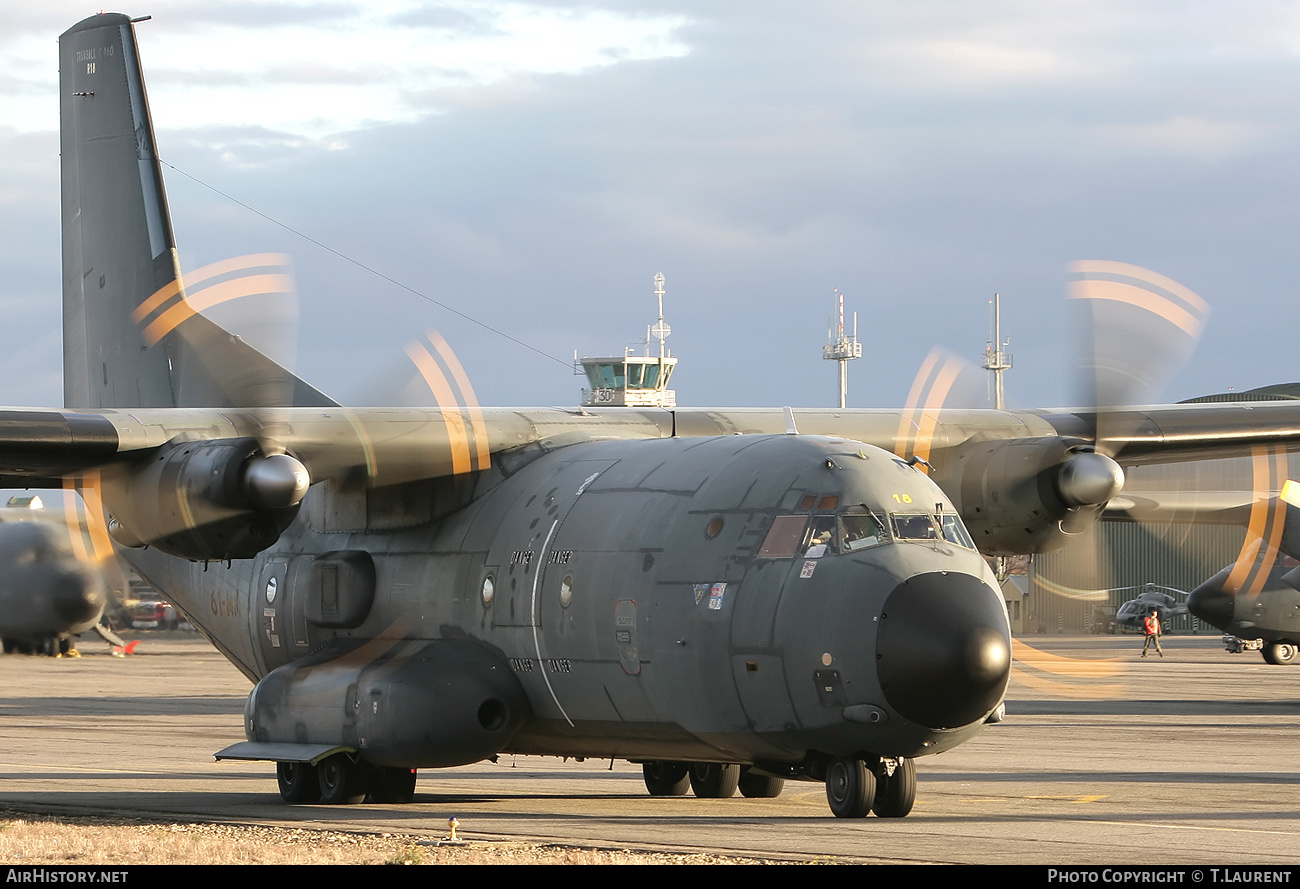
[0,632,1297,864]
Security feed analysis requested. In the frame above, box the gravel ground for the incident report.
[0,812,786,865]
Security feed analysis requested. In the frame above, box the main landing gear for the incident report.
[641,761,785,800]
[2,635,70,657]
[641,756,915,816]
[276,754,418,805]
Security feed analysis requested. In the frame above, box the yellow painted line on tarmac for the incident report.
[1045,819,1300,839]
[955,795,1107,805]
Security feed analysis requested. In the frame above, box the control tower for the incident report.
[577,272,678,408]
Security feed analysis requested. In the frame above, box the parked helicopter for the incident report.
[1114,584,1189,633]
[15,12,1300,818]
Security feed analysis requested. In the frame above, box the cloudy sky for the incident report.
[4,1,1300,413]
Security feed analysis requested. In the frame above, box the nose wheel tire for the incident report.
[642,761,691,796]
[276,761,320,803]
[689,762,740,799]
[1262,642,1297,665]
[825,757,876,818]
[872,758,916,818]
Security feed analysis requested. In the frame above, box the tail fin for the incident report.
[59,14,334,410]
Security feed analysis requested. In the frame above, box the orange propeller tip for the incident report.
[1281,479,1300,507]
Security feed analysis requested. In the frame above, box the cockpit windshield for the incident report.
[891,514,936,540]
[758,511,890,558]
[755,505,975,558]
[891,513,976,549]
[841,514,888,551]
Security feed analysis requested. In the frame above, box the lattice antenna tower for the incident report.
[822,289,862,409]
[982,292,1013,410]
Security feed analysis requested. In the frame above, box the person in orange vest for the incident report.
[1142,608,1164,658]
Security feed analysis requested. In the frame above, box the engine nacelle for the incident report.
[934,436,1124,556]
[243,639,529,769]
[105,437,310,561]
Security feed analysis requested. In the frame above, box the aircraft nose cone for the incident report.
[1188,569,1234,631]
[876,571,1011,730]
[51,570,106,625]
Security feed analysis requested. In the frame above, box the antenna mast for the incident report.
[650,272,670,360]
[822,289,862,409]
[982,292,1013,409]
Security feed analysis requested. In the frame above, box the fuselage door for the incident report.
[252,554,311,674]
[488,458,615,629]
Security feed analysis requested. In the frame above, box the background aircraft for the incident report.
[0,495,132,656]
[1188,493,1300,665]
[1113,585,1188,633]
[11,12,1300,818]
[1190,561,1300,664]
[0,520,104,656]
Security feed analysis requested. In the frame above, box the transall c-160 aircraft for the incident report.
[12,12,1300,818]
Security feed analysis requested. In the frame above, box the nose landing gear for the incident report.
[824,756,916,818]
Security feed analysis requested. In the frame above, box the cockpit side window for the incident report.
[940,514,975,549]
[757,515,808,558]
[802,515,837,557]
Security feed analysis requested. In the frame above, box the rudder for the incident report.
[59,14,334,411]
[61,13,177,409]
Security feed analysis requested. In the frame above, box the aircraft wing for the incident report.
[1033,401,1300,465]
[0,405,673,487]
[1105,490,1261,525]
[2,401,1300,489]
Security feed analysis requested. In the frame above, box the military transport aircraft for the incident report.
[0,494,134,657]
[14,12,1300,818]
[1187,478,1300,664]
[1191,560,1300,663]
[0,516,108,656]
